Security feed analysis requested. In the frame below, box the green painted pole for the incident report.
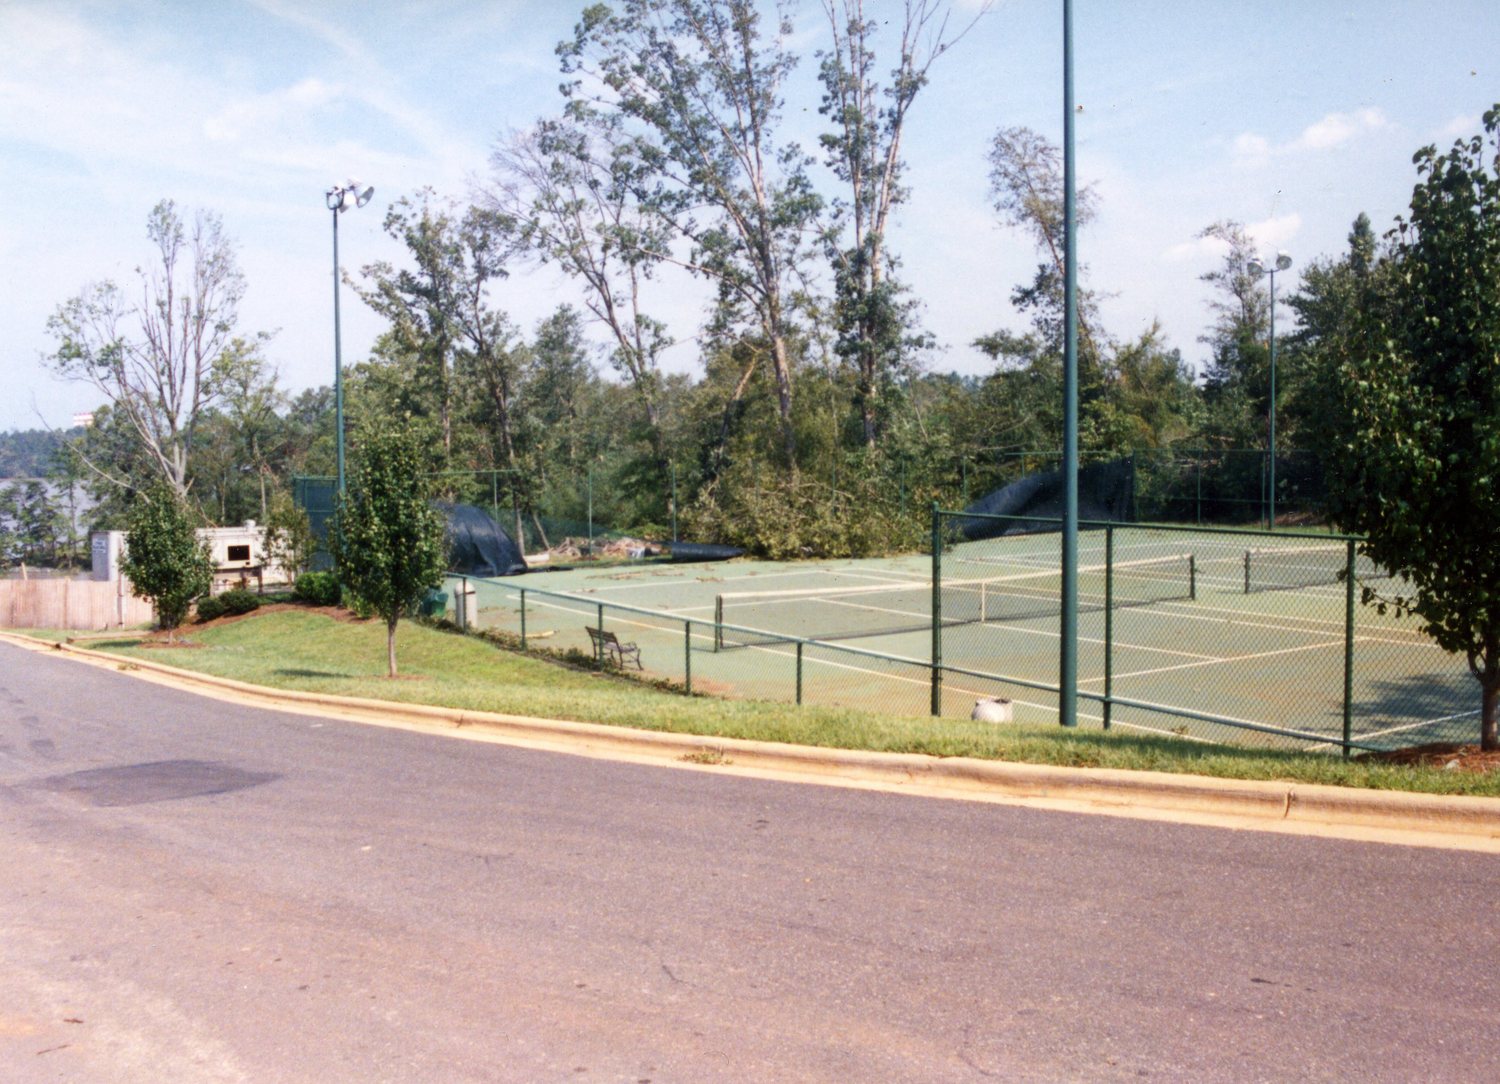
[587,467,594,547]
[685,619,692,695]
[1104,525,1114,730]
[1059,0,1080,727]
[796,641,804,705]
[332,206,345,496]
[931,502,943,717]
[671,462,679,543]
[1269,270,1279,530]
[1343,539,1356,757]
[520,588,527,650]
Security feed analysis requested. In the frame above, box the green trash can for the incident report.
[418,587,448,618]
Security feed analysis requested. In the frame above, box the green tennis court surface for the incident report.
[450,526,1475,753]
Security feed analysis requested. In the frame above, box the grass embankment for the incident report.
[41,608,1500,798]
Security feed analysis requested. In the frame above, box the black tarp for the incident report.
[664,541,746,563]
[436,502,527,577]
[960,457,1136,540]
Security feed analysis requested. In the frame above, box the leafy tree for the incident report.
[559,0,823,463]
[1195,220,1270,446]
[1321,105,1500,750]
[122,484,213,641]
[330,422,447,677]
[489,118,673,472]
[818,0,972,448]
[45,200,266,500]
[260,490,316,579]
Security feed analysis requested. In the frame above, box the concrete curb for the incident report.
[5,630,1499,845]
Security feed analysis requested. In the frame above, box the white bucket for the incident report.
[971,697,1014,723]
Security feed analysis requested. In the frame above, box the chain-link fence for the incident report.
[441,507,1479,756]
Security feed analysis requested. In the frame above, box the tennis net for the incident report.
[716,554,1196,649]
[1243,544,1390,593]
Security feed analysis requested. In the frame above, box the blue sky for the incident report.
[2,0,1495,432]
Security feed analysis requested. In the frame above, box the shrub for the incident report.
[195,589,261,623]
[294,571,341,607]
[218,589,262,616]
[195,595,227,622]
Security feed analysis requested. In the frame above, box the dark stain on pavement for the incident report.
[33,759,280,806]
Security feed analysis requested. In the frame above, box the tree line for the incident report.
[24,0,1351,564]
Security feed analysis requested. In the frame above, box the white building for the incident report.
[92,521,292,594]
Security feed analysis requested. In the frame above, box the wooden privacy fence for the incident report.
[0,578,154,630]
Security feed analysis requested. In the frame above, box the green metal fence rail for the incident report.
[442,500,1479,756]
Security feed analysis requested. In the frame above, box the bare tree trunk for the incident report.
[387,616,399,678]
[769,333,797,464]
[1482,680,1498,751]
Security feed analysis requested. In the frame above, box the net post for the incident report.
[930,503,943,717]
[1243,550,1251,594]
[520,588,527,650]
[1343,539,1357,757]
[1103,525,1114,730]
[713,596,723,652]
[684,619,692,695]
[796,641,804,705]
[1189,554,1197,601]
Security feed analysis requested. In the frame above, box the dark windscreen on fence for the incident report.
[437,502,528,577]
[959,458,1136,540]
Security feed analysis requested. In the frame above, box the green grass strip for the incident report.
[44,609,1500,798]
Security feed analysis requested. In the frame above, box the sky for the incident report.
[1,0,1495,433]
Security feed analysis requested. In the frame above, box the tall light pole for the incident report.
[1059,0,1080,726]
[326,179,375,495]
[1247,251,1292,528]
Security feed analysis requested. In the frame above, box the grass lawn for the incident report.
[31,607,1500,798]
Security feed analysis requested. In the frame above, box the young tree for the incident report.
[1323,106,1500,750]
[45,201,264,500]
[559,0,823,463]
[330,423,447,678]
[122,484,213,642]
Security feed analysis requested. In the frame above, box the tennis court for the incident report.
[449,519,1477,753]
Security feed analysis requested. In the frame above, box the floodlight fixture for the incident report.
[1245,249,1294,527]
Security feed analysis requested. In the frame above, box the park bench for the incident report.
[587,626,643,670]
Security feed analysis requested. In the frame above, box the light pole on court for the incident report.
[1247,251,1293,529]
[326,179,375,496]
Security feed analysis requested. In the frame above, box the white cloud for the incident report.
[1294,108,1387,150]
[1232,108,1389,165]
[1436,112,1482,141]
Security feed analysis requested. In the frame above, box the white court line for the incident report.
[1080,638,1351,685]
[950,618,1221,661]
[1351,709,1481,742]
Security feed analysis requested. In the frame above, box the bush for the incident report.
[293,571,341,607]
[218,589,262,616]
[195,595,227,622]
[195,588,261,623]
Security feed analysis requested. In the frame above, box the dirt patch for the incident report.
[136,639,208,649]
[1362,743,1500,774]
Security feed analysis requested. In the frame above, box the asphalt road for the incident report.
[1,640,1496,1083]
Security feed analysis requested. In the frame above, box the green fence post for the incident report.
[930,503,943,717]
[796,641,804,705]
[1343,539,1357,757]
[520,588,527,650]
[595,602,604,665]
[671,462,679,543]
[684,619,692,695]
[587,467,594,548]
[1103,525,1114,730]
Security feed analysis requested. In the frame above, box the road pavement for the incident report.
[1,639,1496,1082]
